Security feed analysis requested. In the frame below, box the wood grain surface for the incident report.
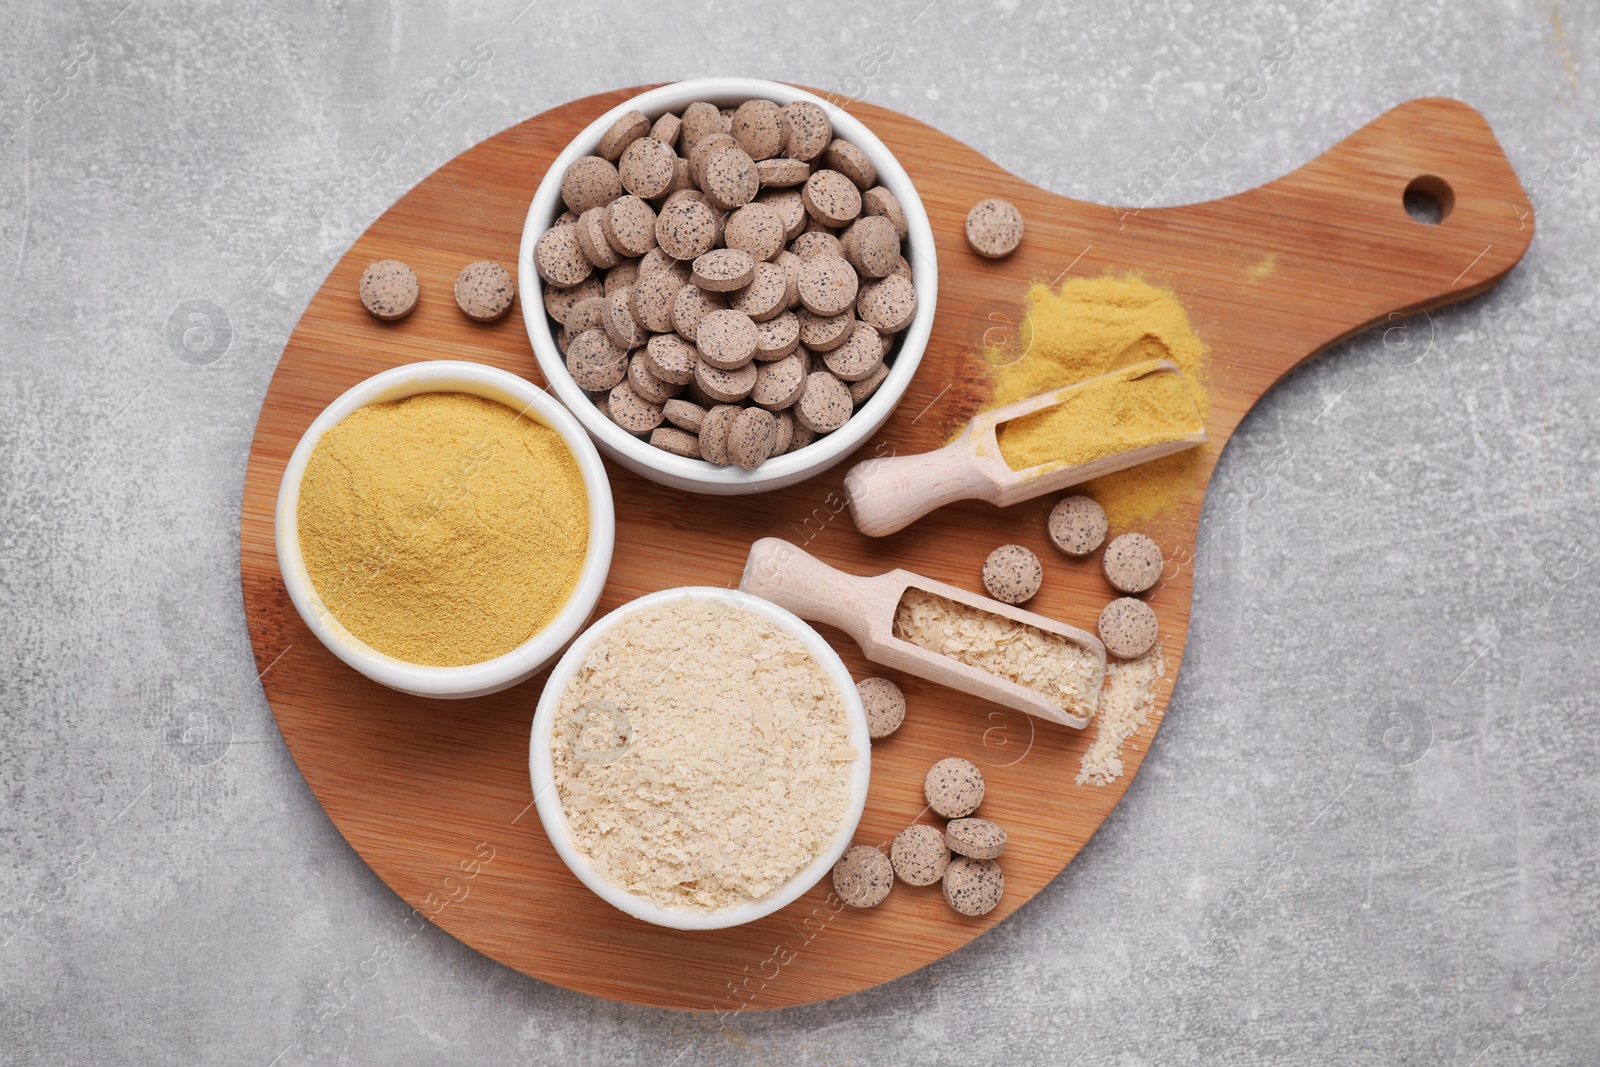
[239,88,1531,1011]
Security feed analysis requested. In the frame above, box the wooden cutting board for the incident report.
[239,88,1531,1012]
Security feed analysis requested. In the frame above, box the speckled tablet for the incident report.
[823,138,877,191]
[603,286,646,350]
[358,259,419,321]
[759,188,808,239]
[671,284,726,341]
[655,196,720,261]
[924,757,984,819]
[642,332,697,385]
[797,256,859,317]
[724,203,786,262]
[453,260,515,323]
[862,185,908,240]
[822,322,882,382]
[618,135,678,200]
[789,231,842,261]
[606,379,664,435]
[576,207,623,270]
[602,195,658,258]
[662,397,706,433]
[1103,532,1164,594]
[781,101,832,162]
[848,362,890,406]
[649,425,700,458]
[802,170,863,228]
[855,274,916,334]
[794,371,852,433]
[697,403,741,465]
[542,274,604,326]
[534,225,593,287]
[560,155,623,214]
[730,99,786,161]
[566,329,629,391]
[771,409,795,456]
[856,676,906,739]
[729,262,787,323]
[649,111,681,148]
[832,845,894,908]
[691,248,756,292]
[943,857,1004,916]
[596,109,650,162]
[695,309,759,370]
[965,197,1024,259]
[700,145,759,210]
[944,818,1007,860]
[630,268,685,334]
[749,352,807,411]
[727,407,778,470]
[840,216,900,279]
[891,825,950,887]
[981,544,1043,604]
[563,296,605,335]
[627,352,681,404]
[797,307,855,352]
[1098,596,1159,659]
[694,357,758,403]
[756,157,811,187]
[1048,496,1108,557]
[754,311,800,360]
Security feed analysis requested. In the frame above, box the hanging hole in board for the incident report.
[1403,175,1455,225]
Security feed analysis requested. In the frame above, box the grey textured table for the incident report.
[3,1,1597,1063]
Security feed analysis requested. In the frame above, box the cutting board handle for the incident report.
[741,537,875,639]
[1121,97,1533,380]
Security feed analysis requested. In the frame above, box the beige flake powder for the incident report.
[891,588,1103,722]
[551,598,855,912]
[1076,647,1166,786]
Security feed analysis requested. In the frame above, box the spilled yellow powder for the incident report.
[297,392,589,667]
[984,275,1210,530]
[996,359,1203,472]
[1246,254,1276,282]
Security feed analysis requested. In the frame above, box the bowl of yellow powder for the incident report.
[274,360,615,698]
[530,586,870,930]
[519,77,938,496]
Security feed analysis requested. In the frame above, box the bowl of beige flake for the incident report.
[530,587,870,930]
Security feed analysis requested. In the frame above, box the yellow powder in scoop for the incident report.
[996,359,1204,472]
[984,274,1210,530]
[296,392,589,667]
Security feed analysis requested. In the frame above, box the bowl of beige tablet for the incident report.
[518,78,937,495]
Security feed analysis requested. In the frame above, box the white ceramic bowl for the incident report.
[519,77,938,495]
[529,586,871,930]
[275,360,615,699]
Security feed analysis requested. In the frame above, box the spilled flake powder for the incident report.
[1077,647,1167,786]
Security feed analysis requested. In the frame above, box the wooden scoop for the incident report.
[844,360,1207,537]
[739,537,1105,728]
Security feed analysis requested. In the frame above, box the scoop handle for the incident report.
[843,436,996,537]
[740,537,876,640]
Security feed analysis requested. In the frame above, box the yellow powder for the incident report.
[996,360,1203,472]
[984,274,1211,530]
[296,392,589,667]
